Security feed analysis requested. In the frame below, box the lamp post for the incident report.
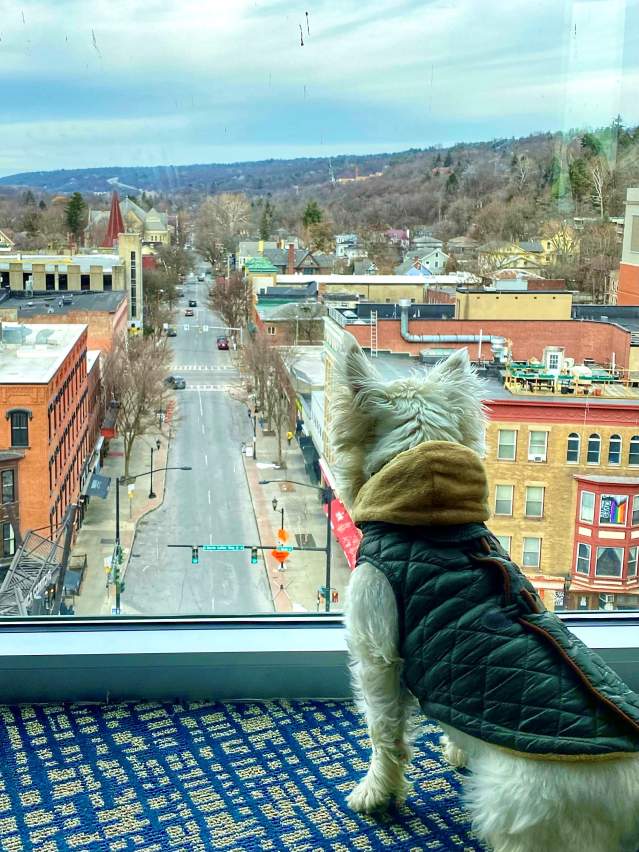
[148,438,162,499]
[260,478,334,612]
[114,464,191,613]
[272,496,285,531]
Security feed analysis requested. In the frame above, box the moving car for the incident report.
[188,299,197,307]
[197,274,205,282]
[166,327,177,337]
[185,308,194,317]
[217,336,229,350]
[165,375,186,389]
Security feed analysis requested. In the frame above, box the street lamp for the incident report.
[148,438,162,499]
[271,496,285,530]
[260,478,334,612]
[113,465,192,613]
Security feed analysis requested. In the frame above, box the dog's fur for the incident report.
[333,342,639,852]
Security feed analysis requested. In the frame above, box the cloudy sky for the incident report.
[0,0,637,177]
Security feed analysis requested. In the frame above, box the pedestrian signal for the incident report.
[191,546,199,565]
[250,547,258,564]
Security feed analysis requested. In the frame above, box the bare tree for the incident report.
[102,333,172,478]
[588,157,611,219]
[195,193,250,269]
[273,302,326,345]
[209,272,253,332]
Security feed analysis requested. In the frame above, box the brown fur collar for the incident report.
[351,440,490,527]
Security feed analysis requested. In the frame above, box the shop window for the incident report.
[2,523,14,558]
[599,494,628,526]
[595,546,623,578]
[608,434,622,465]
[494,484,513,516]
[528,431,547,462]
[497,429,516,461]
[587,433,601,464]
[566,432,580,463]
[522,537,541,568]
[630,435,639,466]
[575,542,591,575]
[525,486,544,518]
[495,535,511,555]
[579,491,595,524]
[633,495,639,526]
[628,547,638,577]
[1,470,14,504]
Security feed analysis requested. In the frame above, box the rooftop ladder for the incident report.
[370,310,378,357]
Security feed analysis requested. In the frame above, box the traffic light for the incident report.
[250,547,258,564]
[191,546,199,565]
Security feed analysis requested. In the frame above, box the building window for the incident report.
[522,537,541,568]
[495,535,511,555]
[1,470,14,504]
[628,547,638,577]
[547,351,560,370]
[525,486,544,518]
[9,411,29,448]
[595,546,623,578]
[266,326,276,336]
[608,434,622,465]
[599,494,628,526]
[566,433,580,463]
[633,495,639,526]
[80,274,91,291]
[2,523,14,558]
[576,542,591,575]
[580,491,595,523]
[528,430,547,462]
[494,484,514,516]
[629,436,639,465]
[497,429,516,461]
[587,433,601,464]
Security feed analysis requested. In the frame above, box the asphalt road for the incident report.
[122,274,274,616]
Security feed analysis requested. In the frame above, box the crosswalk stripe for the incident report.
[173,365,237,372]
[182,385,232,392]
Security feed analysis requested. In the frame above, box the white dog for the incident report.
[332,342,639,852]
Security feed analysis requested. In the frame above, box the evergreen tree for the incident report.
[443,151,453,167]
[259,200,274,240]
[568,158,590,202]
[64,192,87,243]
[38,199,46,211]
[446,172,459,194]
[581,132,603,159]
[302,200,322,228]
[22,190,35,205]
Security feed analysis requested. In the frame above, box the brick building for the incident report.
[0,323,100,539]
[616,187,639,305]
[0,450,23,567]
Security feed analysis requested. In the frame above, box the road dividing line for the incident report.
[208,489,211,505]
[198,387,203,417]
[205,454,208,466]
[209,533,213,544]
[201,423,205,435]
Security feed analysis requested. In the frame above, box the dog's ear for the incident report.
[436,347,472,376]
[343,340,378,395]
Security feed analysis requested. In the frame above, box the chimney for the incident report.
[287,243,296,275]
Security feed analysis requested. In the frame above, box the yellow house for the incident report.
[477,241,542,273]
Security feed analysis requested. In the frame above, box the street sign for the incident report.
[127,483,135,499]
[202,544,245,551]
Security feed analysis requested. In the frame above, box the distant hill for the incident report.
[0,150,426,195]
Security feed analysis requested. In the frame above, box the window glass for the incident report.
[633,495,639,526]
[2,524,15,559]
[10,412,29,448]
[630,437,639,466]
[495,535,511,555]
[599,494,628,526]
[566,433,580,464]
[575,543,591,575]
[595,547,623,578]
[497,429,516,461]
[579,491,595,524]
[628,547,638,578]
[524,486,544,518]
[528,431,547,461]
[587,434,601,464]
[495,484,514,516]
[608,434,622,465]
[522,537,541,568]
[1,470,14,504]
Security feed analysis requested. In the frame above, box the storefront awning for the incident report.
[323,497,362,570]
[86,472,111,500]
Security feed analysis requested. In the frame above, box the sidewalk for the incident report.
[242,427,352,614]
[72,403,175,616]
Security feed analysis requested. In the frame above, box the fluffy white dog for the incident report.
[332,342,639,852]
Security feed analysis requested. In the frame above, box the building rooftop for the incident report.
[0,323,86,384]
[0,253,122,273]
[0,290,127,316]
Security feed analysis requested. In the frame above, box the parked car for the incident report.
[188,299,197,307]
[217,336,229,350]
[166,327,177,337]
[165,375,186,389]
[185,308,194,317]
[197,274,205,282]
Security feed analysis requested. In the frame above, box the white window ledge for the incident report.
[0,614,636,703]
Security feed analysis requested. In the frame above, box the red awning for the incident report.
[324,498,362,570]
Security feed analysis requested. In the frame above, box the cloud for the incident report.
[0,0,637,175]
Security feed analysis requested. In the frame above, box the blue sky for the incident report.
[0,0,637,177]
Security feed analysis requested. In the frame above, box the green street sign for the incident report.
[202,544,245,551]
[276,546,295,552]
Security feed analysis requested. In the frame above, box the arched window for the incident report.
[5,408,31,448]
[587,433,601,464]
[566,433,580,463]
[608,434,622,465]
[630,436,639,466]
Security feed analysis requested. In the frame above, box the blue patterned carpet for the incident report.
[0,701,484,851]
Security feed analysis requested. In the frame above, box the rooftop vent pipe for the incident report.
[398,299,507,360]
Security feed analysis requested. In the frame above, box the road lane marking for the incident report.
[198,388,203,417]
[208,489,211,505]
[201,423,205,435]
[209,533,213,544]
[205,454,208,466]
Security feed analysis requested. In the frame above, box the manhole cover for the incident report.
[295,533,316,548]
[100,538,115,545]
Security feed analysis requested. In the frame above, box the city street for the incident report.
[122,272,274,616]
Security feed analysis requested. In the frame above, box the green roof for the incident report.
[245,256,278,273]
